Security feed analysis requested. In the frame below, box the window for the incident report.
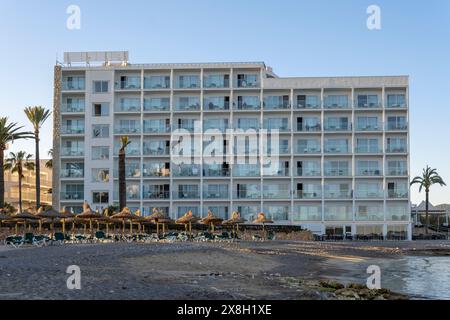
[93,81,109,93]
[92,169,110,183]
[92,124,109,138]
[93,103,109,117]
[93,191,109,204]
[92,146,109,160]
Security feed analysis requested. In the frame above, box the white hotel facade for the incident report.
[53,51,411,239]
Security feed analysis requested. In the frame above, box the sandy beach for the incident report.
[0,240,449,300]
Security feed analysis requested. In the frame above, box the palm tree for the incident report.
[0,117,33,209]
[118,136,130,210]
[45,149,53,169]
[4,151,35,213]
[410,166,446,234]
[24,106,51,209]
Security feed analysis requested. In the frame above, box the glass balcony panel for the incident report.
[204,97,230,111]
[203,185,229,199]
[203,75,230,88]
[264,96,290,110]
[61,100,85,113]
[296,95,320,109]
[61,147,84,157]
[60,191,84,200]
[203,164,230,177]
[324,205,353,221]
[235,96,260,110]
[387,94,406,108]
[175,97,200,111]
[356,205,384,221]
[144,97,170,111]
[62,77,85,90]
[293,205,322,221]
[172,165,201,177]
[387,117,408,130]
[297,118,321,131]
[233,164,260,177]
[61,124,85,135]
[143,162,170,177]
[236,74,259,88]
[324,118,350,131]
[324,95,349,109]
[115,98,141,112]
[356,117,380,131]
[143,186,170,199]
[114,120,141,134]
[263,118,290,131]
[60,168,84,178]
[177,75,200,89]
[143,141,170,156]
[143,120,170,134]
[115,77,141,90]
[203,119,229,132]
[325,140,349,153]
[235,185,261,199]
[144,76,171,89]
[357,95,380,108]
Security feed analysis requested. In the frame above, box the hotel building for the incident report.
[52,51,411,239]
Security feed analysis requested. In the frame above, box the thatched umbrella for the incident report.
[201,210,223,232]
[0,213,11,229]
[36,207,64,237]
[133,210,147,234]
[76,203,102,235]
[11,210,40,234]
[253,213,274,239]
[176,210,201,238]
[146,209,173,234]
[223,211,247,236]
[111,207,138,235]
[59,207,76,234]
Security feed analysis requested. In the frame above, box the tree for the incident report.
[45,149,53,169]
[24,106,51,209]
[4,151,35,213]
[118,136,130,211]
[410,166,446,234]
[0,117,33,209]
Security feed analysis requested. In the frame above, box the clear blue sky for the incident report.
[1,0,449,205]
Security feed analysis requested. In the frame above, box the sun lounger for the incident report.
[5,236,24,248]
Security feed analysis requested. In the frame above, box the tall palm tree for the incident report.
[45,149,53,169]
[0,117,33,209]
[410,166,446,234]
[24,106,51,209]
[119,136,130,210]
[4,151,35,213]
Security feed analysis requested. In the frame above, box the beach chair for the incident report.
[95,231,106,242]
[5,236,24,248]
[54,232,66,245]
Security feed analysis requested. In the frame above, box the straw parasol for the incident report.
[223,211,247,235]
[111,207,139,235]
[11,210,40,234]
[253,213,274,239]
[0,212,11,228]
[59,207,76,234]
[176,210,201,238]
[76,203,103,235]
[36,207,64,236]
[201,210,223,232]
[145,208,173,234]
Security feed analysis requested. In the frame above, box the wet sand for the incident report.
[0,240,448,300]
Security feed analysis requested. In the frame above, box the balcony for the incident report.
[114,125,141,135]
[174,100,200,111]
[264,98,290,110]
[324,145,349,154]
[324,124,351,132]
[297,123,321,132]
[386,145,407,153]
[355,147,382,154]
[143,144,170,156]
[204,98,230,111]
[387,169,408,176]
[296,145,321,154]
[324,169,350,177]
[236,76,259,88]
[113,167,141,178]
[203,166,230,177]
[235,190,260,200]
[61,147,84,157]
[296,191,322,199]
[203,121,229,133]
[387,124,408,131]
[235,100,261,111]
[114,146,141,157]
[143,165,170,178]
[115,78,141,90]
[62,78,85,91]
[143,122,170,134]
[324,96,349,109]
[176,76,200,89]
[233,166,261,177]
[143,189,170,200]
[115,101,141,113]
[172,165,201,177]
[60,169,84,178]
[296,96,320,109]
[203,75,230,89]
[356,96,380,109]
[173,190,200,200]
[263,189,291,199]
[61,125,85,135]
[61,103,85,113]
[388,190,409,199]
[144,76,171,89]
[356,124,381,131]
[203,190,229,199]
[357,169,382,176]
[297,169,321,177]
[324,191,352,199]
[355,191,383,199]
[144,98,170,112]
[60,191,84,201]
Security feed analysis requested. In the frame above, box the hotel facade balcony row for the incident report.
[54,54,410,238]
